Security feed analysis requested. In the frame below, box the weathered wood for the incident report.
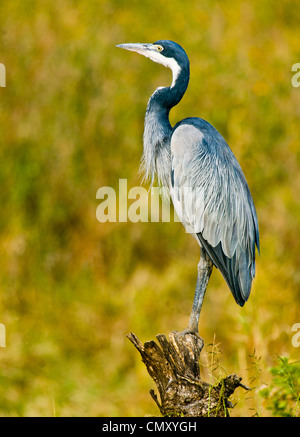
[127,331,249,417]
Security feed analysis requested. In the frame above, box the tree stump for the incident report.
[127,331,249,417]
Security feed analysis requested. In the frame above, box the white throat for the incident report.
[144,51,182,88]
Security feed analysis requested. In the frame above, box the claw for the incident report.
[177,327,202,341]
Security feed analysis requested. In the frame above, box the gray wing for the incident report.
[170,117,260,306]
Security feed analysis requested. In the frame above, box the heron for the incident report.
[116,40,260,334]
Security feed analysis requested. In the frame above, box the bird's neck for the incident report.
[150,63,190,110]
[141,65,190,187]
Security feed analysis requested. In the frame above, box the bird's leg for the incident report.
[187,249,213,334]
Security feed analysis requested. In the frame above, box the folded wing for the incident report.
[170,118,259,306]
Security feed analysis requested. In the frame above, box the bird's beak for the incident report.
[116,43,154,57]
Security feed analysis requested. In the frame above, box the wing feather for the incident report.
[170,118,259,306]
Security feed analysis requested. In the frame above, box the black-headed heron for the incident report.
[116,40,259,334]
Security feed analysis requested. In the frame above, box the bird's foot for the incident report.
[176,327,203,341]
[172,328,204,356]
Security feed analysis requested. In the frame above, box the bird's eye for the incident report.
[157,45,163,52]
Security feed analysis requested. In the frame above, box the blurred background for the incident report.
[0,0,299,417]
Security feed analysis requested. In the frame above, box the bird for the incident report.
[116,40,260,334]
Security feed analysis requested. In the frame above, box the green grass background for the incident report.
[0,0,299,416]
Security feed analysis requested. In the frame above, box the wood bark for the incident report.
[127,330,249,417]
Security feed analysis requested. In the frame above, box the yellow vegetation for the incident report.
[0,0,299,417]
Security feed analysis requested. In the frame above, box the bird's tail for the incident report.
[197,233,254,306]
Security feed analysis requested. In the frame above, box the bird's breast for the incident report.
[142,105,172,187]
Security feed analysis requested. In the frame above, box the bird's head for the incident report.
[116,40,189,88]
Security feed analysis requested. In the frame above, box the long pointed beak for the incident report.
[116,43,154,56]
